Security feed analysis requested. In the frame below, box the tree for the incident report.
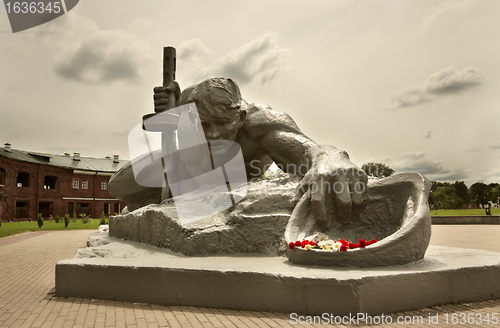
[37,213,44,228]
[429,180,469,209]
[361,162,395,179]
[469,182,492,213]
[64,213,70,228]
[491,185,500,205]
[430,186,452,209]
[453,180,469,208]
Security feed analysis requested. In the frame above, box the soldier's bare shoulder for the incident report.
[242,103,301,138]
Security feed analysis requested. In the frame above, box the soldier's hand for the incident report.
[296,146,368,229]
[153,81,181,113]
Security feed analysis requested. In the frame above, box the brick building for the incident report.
[0,143,128,222]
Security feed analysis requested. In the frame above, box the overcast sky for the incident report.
[1,0,499,186]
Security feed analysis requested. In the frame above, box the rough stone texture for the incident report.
[56,231,500,316]
[110,174,300,255]
[285,172,432,267]
[111,172,431,267]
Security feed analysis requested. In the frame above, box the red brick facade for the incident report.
[0,152,127,222]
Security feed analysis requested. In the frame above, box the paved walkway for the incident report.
[0,226,499,327]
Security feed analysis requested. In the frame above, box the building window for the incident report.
[44,176,57,189]
[82,180,88,190]
[114,203,120,214]
[16,172,30,187]
[104,203,109,215]
[15,201,29,218]
[0,168,5,185]
[72,180,79,189]
[39,202,53,217]
[76,203,91,216]
[101,181,107,191]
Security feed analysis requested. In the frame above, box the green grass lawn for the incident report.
[430,208,500,216]
[0,219,105,238]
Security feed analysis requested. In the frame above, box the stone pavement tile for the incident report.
[163,309,182,328]
[237,310,270,328]
[215,309,250,328]
[150,305,171,327]
[179,307,204,327]
[143,304,158,324]
[3,227,500,328]
[0,231,52,247]
[205,308,237,328]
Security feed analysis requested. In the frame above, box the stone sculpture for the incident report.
[108,47,431,266]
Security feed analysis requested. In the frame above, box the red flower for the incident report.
[301,240,310,248]
[340,245,348,252]
[289,242,295,249]
[359,239,366,248]
[367,239,377,246]
[339,239,347,244]
[310,241,318,247]
[294,241,301,247]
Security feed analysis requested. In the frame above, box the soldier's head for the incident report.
[180,78,246,142]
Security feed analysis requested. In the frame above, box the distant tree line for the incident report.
[430,181,500,211]
[362,162,500,213]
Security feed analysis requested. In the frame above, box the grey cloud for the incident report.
[436,171,470,181]
[393,151,458,174]
[490,143,500,150]
[394,160,444,175]
[388,67,486,109]
[370,151,469,182]
[401,151,426,161]
[464,147,484,153]
[187,33,289,86]
[392,151,468,181]
[54,42,139,84]
[110,129,130,137]
[178,39,212,62]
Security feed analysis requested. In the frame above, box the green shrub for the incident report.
[64,214,70,228]
[37,213,44,228]
[100,212,108,225]
[80,214,90,224]
[54,215,60,223]
[72,213,77,222]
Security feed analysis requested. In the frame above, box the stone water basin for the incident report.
[285,173,432,267]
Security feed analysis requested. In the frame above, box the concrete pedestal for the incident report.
[56,231,500,316]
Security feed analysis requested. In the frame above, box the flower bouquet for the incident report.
[284,173,432,267]
[289,238,378,252]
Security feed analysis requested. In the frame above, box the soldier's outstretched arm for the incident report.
[248,107,367,227]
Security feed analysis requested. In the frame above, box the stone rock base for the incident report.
[56,230,500,316]
[109,174,300,256]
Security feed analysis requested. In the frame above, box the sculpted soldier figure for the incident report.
[109,78,368,227]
